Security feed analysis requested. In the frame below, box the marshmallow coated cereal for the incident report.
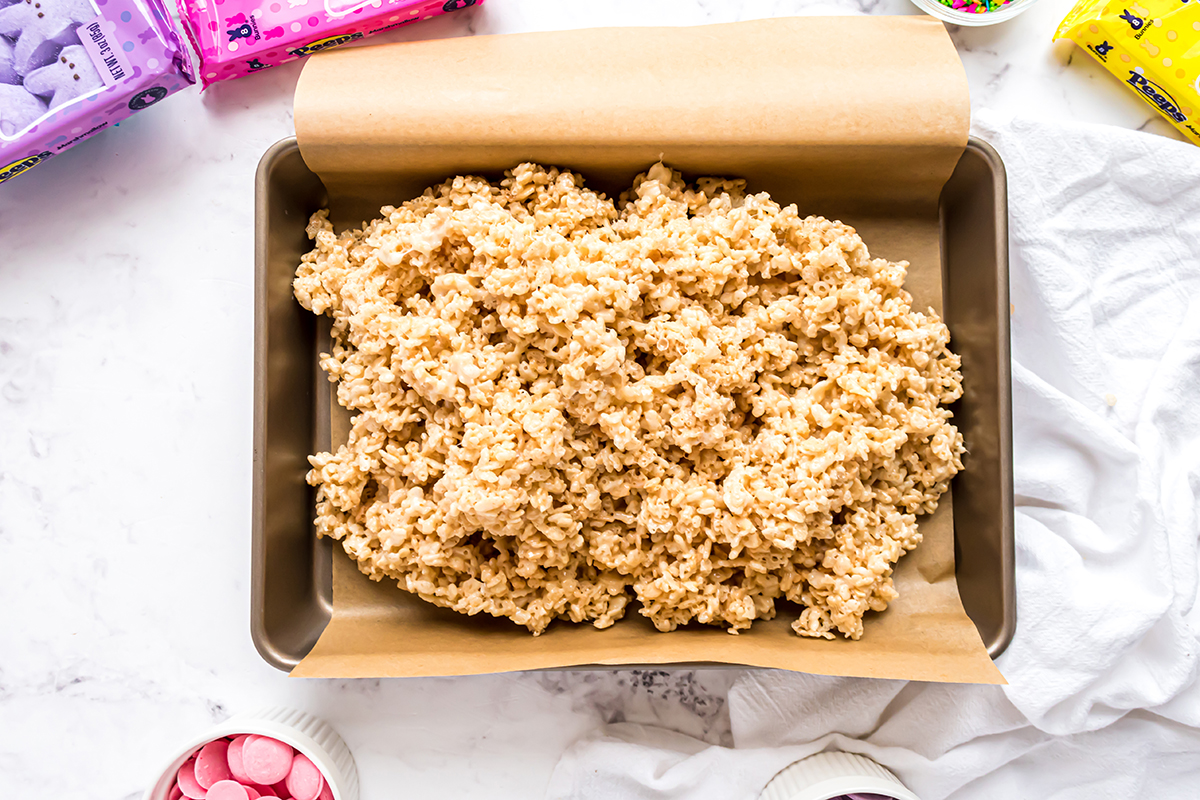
[293,163,965,640]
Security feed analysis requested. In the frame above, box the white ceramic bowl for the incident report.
[143,707,359,800]
[907,0,1042,27]
[759,751,920,800]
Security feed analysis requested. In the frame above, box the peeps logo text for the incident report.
[0,151,53,184]
[288,32,363,57]
[1127,71,1187,122]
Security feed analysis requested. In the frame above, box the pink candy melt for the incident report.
[177,760,208,800]
[284,754,323,800]
[195,741,233,789]
[170,735,329,800]
[227,736,253,783]
[242,736,295,785]
[206,781,250,800]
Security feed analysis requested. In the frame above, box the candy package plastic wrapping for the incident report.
[1055,0,1200,145]
[0,0,195,184]
[176,0,482,88]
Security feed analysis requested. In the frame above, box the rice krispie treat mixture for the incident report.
[294,163,965,640]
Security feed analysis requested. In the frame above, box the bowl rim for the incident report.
[142,717,348,800]
[907,0,1042,27]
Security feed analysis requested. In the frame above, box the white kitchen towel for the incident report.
[546,111,1200,799]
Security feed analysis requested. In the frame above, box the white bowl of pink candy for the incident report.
[144,707,358,800]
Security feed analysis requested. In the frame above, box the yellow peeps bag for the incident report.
[1055,0,1200,144]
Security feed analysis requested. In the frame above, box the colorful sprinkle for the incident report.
[937,0,1012,12]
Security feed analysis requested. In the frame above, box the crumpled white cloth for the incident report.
[546,111,1200,800]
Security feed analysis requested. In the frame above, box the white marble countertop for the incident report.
[0,1,1186,798]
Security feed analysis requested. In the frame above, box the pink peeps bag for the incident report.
[177,0,480,87]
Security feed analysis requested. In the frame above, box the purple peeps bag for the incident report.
[0,0,194,185]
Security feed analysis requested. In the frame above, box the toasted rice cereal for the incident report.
[294,163,965,640]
